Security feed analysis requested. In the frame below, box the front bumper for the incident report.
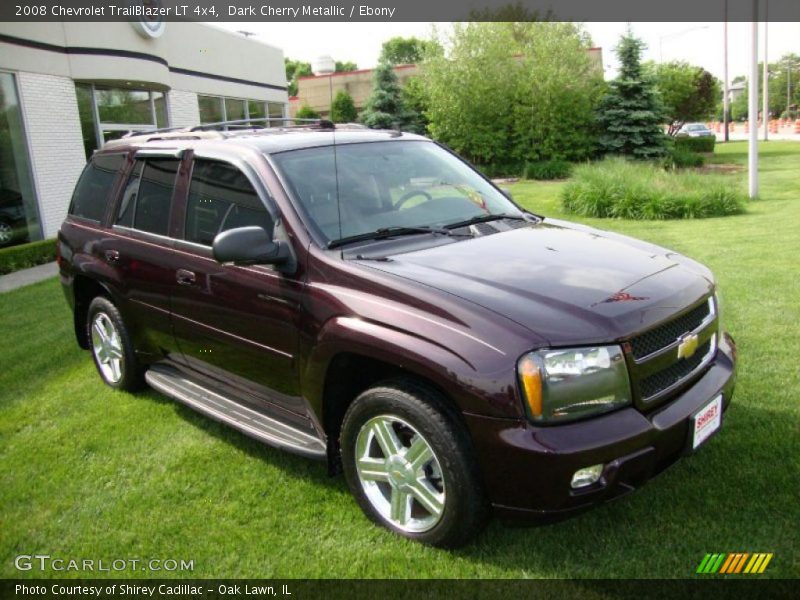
[465,333,737,520]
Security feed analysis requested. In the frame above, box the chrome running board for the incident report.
[145,364,326,460]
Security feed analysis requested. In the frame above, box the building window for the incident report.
[198,95,224,124]
[0,71,41,247]
[75,83,169,158]
[198,94,285,127]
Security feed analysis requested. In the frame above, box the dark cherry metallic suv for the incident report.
[59,123,736,547]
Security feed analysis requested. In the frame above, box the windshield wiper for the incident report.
[444,213,528,230]
[328,226,464,250]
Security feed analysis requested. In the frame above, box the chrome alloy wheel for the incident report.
[0,222,12,245]
[355,415,446,533]
[91,312,124,383]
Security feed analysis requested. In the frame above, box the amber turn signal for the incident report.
[518,356,543,418]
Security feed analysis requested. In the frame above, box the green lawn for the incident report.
[1,141,798,579]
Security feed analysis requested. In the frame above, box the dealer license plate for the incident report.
[692,394,722,450]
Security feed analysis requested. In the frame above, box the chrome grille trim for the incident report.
[629,295,719,406]
[633,297,715,364]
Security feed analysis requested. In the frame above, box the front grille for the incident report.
[630,300,711,359]
[638,340,711,399]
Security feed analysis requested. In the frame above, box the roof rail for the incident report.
[121,126,185,138]
[189,117,335,132]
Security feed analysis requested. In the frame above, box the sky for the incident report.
[214,21,800,82]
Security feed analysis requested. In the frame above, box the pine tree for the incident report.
[360,61,409,129]
[598,31,666,159]
[331,90,358,123]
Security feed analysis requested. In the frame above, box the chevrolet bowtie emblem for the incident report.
[677,333,700,360]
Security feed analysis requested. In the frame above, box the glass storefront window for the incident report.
[75,84,169,159]
[0,72,41,247]
[268,102,285,124]
[95,88,152,124]
[154,91,167,128]
[199,95,224,124]
[248,100,266,121]
[75,84,99,159]
[225,98,246,122]
[200,95,285,127]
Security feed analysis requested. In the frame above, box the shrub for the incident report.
[663,146,705,170]
[475,161,523,179]
[675,136,716,153]
[295,104,320,119]
[330,90,358,123]
[561,158,746,220]
[523,160,572,180]
[0,238,57,275]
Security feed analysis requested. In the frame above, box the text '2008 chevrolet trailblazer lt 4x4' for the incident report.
[59,120,736,547]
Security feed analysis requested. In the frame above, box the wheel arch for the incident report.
[303,316,477,472]
[72,275,113,349]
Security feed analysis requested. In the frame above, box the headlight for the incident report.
[518,345,631,423]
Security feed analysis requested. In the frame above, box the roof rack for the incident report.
[189,117,335,132]
[121,126,186,138]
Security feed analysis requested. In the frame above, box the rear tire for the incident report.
[340,379,489,548]
[86,296,142,391]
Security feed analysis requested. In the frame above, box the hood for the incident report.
[356,220,714,346]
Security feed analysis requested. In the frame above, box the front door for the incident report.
[169,157,306,419]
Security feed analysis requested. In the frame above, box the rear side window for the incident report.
[115,158,179,236]
[69,154,125,222]
[184,159,272,246]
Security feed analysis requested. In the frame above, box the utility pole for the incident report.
[748,1,759,199]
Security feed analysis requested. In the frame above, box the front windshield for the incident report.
[270,140,523,244]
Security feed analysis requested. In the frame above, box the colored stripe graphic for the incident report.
[699,553,773,574]
[696,554,712,574]
[758,553,773,573]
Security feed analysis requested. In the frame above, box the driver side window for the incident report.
[184,159,273,246]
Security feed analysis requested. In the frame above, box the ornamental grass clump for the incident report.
[561,158,746,219]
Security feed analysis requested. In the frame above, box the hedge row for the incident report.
[0,238,57,275]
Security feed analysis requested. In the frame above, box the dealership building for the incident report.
[0,21,288,247]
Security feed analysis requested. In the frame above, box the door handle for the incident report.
[176,269,196,286]
[104,249,120,263]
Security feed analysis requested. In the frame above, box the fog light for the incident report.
[571,464,604,489]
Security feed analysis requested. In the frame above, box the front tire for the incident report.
[86,296,141,391]
[340,379,488,547]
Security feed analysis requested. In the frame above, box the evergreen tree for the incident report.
[598,31,666,159]
[331,90,358,123]
[360,61,409,129]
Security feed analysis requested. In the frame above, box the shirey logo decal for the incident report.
[696,552,773,574]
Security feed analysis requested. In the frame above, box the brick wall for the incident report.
[167,89,200,128]
[16,72,86,239]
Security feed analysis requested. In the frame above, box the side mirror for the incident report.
[212,226,289,266]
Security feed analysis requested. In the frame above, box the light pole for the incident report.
[748,1,759,199]
[762,9,769,141]
[311,55,336,120]
[724,2,730,142]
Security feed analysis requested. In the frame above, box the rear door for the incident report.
[107,153,186,357]
[169,155,307,420]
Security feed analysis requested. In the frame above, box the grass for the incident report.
[1,141,798,579]
[561,157,746,219]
